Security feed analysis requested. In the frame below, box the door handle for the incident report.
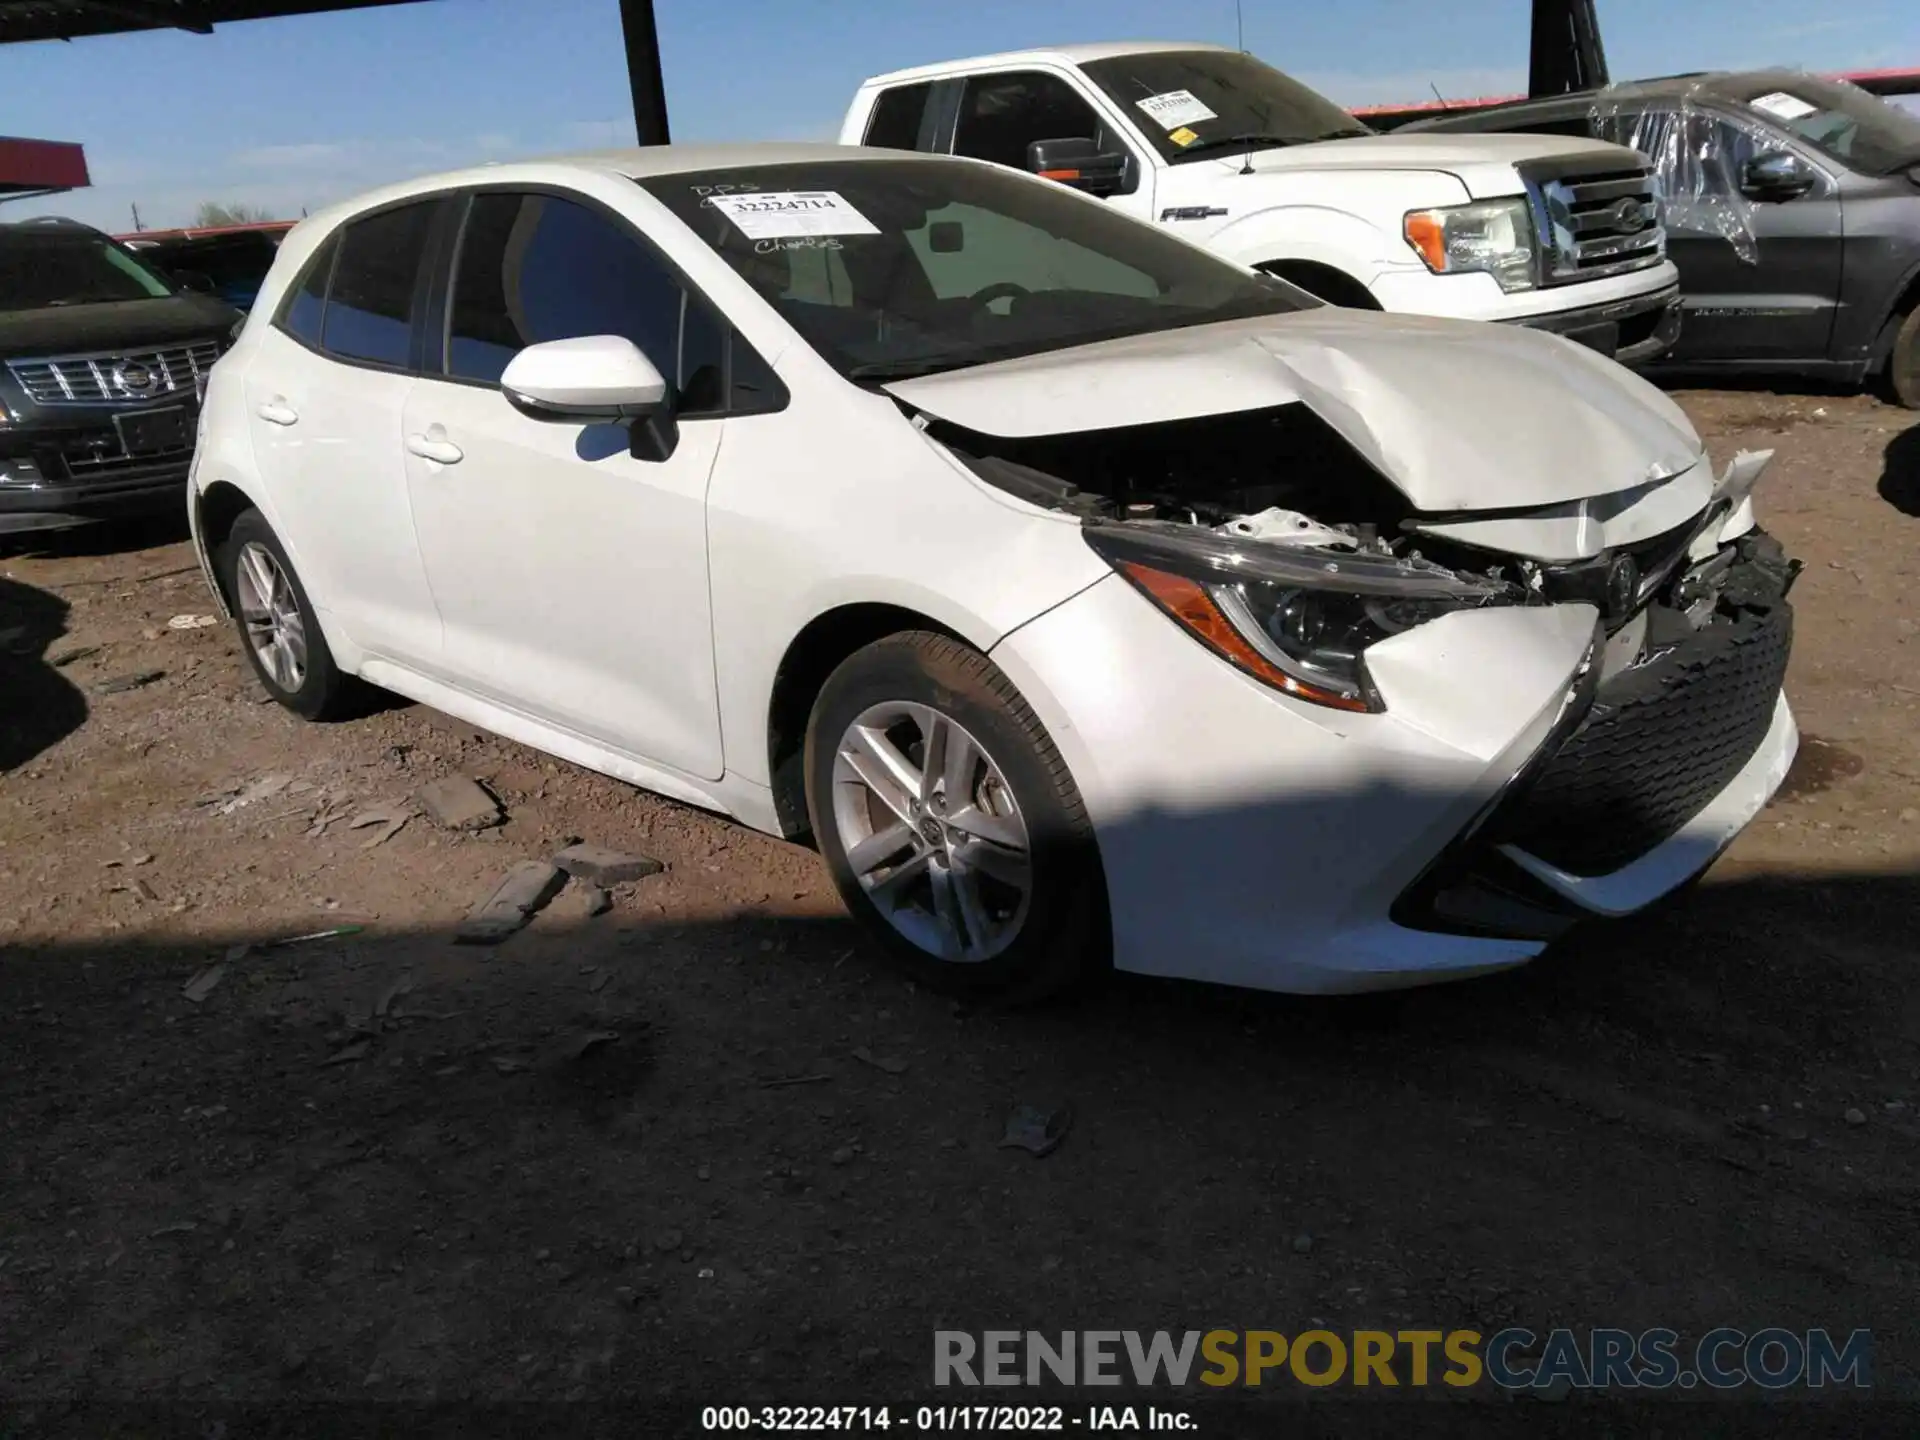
[406,433,464,465]
[255,398,298,426]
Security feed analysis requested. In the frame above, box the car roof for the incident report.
[279,142,987,252]
[861,40,1237,88]
[1435,68,1819,120]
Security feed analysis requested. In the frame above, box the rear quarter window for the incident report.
[864,82,936,150]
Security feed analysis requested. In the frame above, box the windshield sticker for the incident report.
[1168,125,1200,148]
[1750,91,1819,121]
[1135,89,1218,130]
[706,191,880,241]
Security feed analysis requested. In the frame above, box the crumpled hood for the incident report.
[884,309,1704,513]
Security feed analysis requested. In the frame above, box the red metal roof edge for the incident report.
[114,219,298,243]
[1351,65,1920,118]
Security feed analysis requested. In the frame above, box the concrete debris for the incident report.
[167,614,219,630]
[418,775,504,832]
[321,1039,372,1067]
[182,963,226,1004]
[580,885,614,917]
[1844,1107,1867,1127]
[553,842,663,886]
[999,1104,1072,1158]
[374,971,415,1020]
[96,669,165,694]
[850,1046,908,1075]
[456,861,567,944]
[217,774,293,817]
[48,644,101,667]
[348,805,413,850]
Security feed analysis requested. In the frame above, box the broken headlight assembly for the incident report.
[1083,522,1521,713]
[1403,198,1537,293]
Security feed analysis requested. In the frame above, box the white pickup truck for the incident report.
[839,42,1684,362]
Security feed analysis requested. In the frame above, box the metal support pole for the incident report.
[1529,0,1610,98]
[619,0,671,146]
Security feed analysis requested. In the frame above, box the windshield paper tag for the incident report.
[1135,89,1218,130]
[1750,90,1818,121]
[707,191,880,241]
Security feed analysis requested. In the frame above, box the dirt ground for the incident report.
[2,386,1919,1434]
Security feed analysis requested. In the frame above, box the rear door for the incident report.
[240,200,445,666]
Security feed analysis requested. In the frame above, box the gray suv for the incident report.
[1402,71,1920,407]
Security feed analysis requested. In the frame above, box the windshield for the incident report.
[643,159,1314,381]
[1079,50,1372,163]
[0,229,175,311]
[1721,74,1920,174]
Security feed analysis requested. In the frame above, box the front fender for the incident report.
[1204,205,1404,287]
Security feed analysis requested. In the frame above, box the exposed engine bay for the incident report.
[922,400,1801,708]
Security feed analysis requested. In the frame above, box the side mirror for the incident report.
[1740,151,1816,202]
[501,335,678,462]
[1025,137,1127,197]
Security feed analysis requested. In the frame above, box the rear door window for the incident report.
[864,82,936,150]
[320,201,439,369]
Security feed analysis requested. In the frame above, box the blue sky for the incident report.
[3,0,1917,231]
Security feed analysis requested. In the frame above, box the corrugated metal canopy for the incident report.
[0,0,429,43]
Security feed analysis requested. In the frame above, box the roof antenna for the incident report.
[1234,0,1245,51]
[1430,82,1451,110]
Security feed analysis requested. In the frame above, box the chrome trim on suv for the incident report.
[1529,164,1667,287]
[6,341,222,406]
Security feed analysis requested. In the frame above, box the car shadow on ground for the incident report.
[1,814,1915,1415]
[1879,424,1920,517]
[0,510,191,562]
[0,575,86,770]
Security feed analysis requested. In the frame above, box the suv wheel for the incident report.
[804,631,1107,1003]
[1888,303,1920,410]
[220,508,354,720]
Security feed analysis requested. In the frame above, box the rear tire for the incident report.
[219,508,355,720]
[803,631,1107,1003]
[1886,304,1920,410]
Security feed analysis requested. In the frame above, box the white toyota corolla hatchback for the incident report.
[188,142,1801,999]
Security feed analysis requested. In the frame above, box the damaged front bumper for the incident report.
[1392,540,1799,942]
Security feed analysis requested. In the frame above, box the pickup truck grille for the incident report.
[6,342,220,406]
[1534,165,1666,287]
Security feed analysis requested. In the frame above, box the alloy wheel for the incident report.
[830,701,1032,962]
[234,540,308,692]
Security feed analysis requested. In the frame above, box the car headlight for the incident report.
[1403,198,1536,292]
[1084,522,1522,713]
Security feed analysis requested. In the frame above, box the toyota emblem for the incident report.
[114,360,160,397]
[1606,554,1641,619]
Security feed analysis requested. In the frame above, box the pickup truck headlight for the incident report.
[1084,522,1522,713]
[1403,198,1536,292]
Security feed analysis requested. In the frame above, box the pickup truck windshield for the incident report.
[644,159,1313,381]
[1720,75,1920,175]
[0,229,175,312]
[1079,50,1373,163]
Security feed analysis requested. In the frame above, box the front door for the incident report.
[401,190,727,781]
[1652,109,1844,363]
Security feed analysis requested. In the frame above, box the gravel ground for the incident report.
[1,386,1918,1435]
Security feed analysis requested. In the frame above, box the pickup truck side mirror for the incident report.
[1739,152,1816,202]
[1025,137,1127,197]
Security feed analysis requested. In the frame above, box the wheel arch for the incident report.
[1869,259,1920,369]
[194,479,260,613]
[1255,258,1383,309]
[765,602,967,840]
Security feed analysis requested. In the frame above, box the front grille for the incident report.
[1534,165,1666,286]
[55,432,193,478]
[7,342,220,406]
[1492,600,1792,876]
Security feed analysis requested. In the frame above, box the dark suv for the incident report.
[1401,71,1920,406]
[0,218,239,535]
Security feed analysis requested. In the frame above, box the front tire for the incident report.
[220,508,354,720]
[803,631,1107,1002]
